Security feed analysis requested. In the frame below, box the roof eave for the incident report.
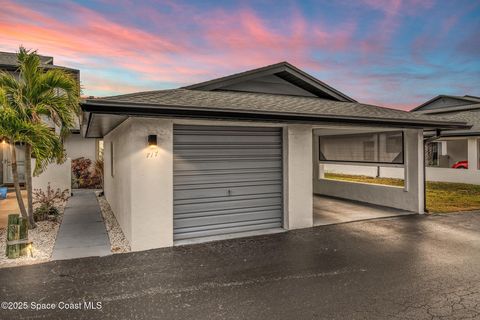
[81,100,470,131]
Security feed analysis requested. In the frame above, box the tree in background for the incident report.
[0,47,80,228]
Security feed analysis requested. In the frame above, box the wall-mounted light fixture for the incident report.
[148,134,157,147]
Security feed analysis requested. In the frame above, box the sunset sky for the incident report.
[1,0,479,110]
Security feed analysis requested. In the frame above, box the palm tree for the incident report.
[0,99,64,225]
[0,47,80,228]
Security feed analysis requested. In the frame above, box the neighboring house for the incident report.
[0,51,100,192]
[410,95,480,184]
[81,62,467,251]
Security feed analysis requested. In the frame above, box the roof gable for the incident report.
[183,62,356,102]
[411,95,480,112]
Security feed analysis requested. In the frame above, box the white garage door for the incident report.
[173,125,283,240]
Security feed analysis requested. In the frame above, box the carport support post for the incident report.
[405,129,425,214]
[284,125,313,229]
[467,138,478,172]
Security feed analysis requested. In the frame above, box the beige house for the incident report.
[81,62,467,251]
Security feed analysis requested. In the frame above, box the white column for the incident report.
[467,138,478,171]
[404,129,424,214]
[284,124,313,229]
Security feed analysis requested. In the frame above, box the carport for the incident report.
[312,125,424,224]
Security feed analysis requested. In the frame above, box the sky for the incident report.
[1,0,479,110]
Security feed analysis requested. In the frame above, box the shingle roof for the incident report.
[411,94,480,111]
[84,88,467,128]
[0,51,78,73]
[428,108,480,136]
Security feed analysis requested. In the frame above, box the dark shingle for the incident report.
[87,89,466,127]
[430,108,480,135]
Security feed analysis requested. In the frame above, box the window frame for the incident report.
[318,131,405,166]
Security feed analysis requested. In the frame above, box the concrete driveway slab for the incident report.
[314,195,414,226]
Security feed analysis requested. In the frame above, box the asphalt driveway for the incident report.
[0,213,479,320]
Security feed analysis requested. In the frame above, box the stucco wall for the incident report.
[32,158,72,194]
[103,118,174,251]
[103,119,133,244]
[103,117,316,250]
[64,134,97,161]
[284,124,313,229]
[129,118,174,250]
[314,129,424,213]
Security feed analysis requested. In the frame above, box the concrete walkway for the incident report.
[52,189,110,260]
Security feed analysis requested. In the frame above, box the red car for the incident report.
[452,160,468,169]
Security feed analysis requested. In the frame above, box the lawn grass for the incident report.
[324,173,480,213]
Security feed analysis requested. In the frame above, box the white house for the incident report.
[411,95,480,184]
[81,62,467,251]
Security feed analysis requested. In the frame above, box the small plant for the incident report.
[33,183,69,221]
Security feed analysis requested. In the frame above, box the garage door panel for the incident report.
[174,205,281,219]
[174,159,281,172]
[174,134,282,145]
[174,196,283,215]
[174,209,282,228]
[174,147,282,158]
[174,173,281,190]
[174,170,281,185]
[174,183,282,200]
[173,125,283,240]
[174,221,283,240]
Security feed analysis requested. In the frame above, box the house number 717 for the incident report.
[147,151,159,158]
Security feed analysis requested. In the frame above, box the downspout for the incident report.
[423,129,442,213]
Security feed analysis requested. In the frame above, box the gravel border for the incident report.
[96,192,131,253]
[0,204,65,268]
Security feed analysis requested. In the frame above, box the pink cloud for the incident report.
[1,0,463,110]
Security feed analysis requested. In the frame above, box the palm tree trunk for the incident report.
[10,143,28,221]
[24,144,36,229]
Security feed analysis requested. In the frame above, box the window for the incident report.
[96,139,104,161]
[319,131,404,164]
[110,142,114,177]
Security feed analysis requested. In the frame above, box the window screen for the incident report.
[319,131,404,164]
